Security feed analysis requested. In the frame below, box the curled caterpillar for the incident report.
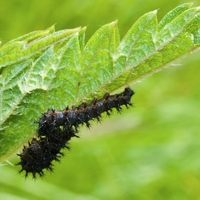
[17,87,135,178]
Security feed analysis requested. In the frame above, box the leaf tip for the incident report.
[46,25,56,33]
[151,9,158,15]
[82,26,87,31]
[112,20,118,24]
[108,20,118,27]
[74,26,82,32]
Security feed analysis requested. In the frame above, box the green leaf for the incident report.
[0,3,200,161]
[77,20,120,100]
[0,26,81,69]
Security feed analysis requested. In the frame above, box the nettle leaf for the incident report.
[0,3,200,160]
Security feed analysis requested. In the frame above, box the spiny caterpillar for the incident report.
[17,87,135,178]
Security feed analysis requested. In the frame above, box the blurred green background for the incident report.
[1,0,200,199]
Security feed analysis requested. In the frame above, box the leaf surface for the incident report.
[0,3,200,160]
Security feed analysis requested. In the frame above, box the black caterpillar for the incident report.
[17,87,135,178]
